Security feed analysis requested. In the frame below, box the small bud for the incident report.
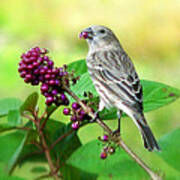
[108,147,115,154]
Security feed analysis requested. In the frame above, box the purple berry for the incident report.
[43,66,49,71]
[59,71,64,76]
[43,92,50,97]
[102,135,108,141]
[52,89,58,96]
[100,152,107,159]
[47,69,52,74]
[29,56,36,62]
[39,69,46,75]
[63,108,70,115]
[43,56,49,61]
[51,74,56,78]
[38,57,43,63]
[25,74,32,80]
[41,84,49,92]
[27,64,33,70]
[71,121,79,130]
[33,69,39,74]
[60,93,67,101]
[49,79,55,85]
[20,71,26,78]
[45,74,51,79]
[59,67,63,72]
[48,60,54,67]
[79,114,85,121]
[70,116,78,122]
[52,68,59,74]
[32,61,39,67]
[45,96,54,105]
[72,102,79,110]
[55,79,60,86]
[80,110,85,116]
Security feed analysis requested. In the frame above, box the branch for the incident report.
[40,106,58,130]
[38,129,59,180]
[64,86,162,180]
[34,115,60,180]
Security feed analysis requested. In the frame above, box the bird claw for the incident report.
[112,129,120,137]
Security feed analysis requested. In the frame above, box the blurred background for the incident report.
[0,0,180,179]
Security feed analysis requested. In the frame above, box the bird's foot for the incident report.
[112,129,120,137]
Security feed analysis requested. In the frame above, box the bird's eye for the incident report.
[99,29,106,34]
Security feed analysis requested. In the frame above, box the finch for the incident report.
[79,25,160,151]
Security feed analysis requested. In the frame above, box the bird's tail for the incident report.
[132,113,160,151]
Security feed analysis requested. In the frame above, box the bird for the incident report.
[79,25,160,151]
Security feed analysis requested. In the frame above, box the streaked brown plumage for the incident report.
[80,25,160,151]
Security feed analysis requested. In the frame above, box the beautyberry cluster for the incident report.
[63,102,92,130]
[18,47,78,106]
[99,134,116,159]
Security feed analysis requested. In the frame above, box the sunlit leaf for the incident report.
[60,164,97,180]
[67,140,147,179]
[20,92,39,114]
[0,131,28,174]
[67,59,87,76]
[0,98,22,118]
[7,110,22,126]
[157,128,180,172]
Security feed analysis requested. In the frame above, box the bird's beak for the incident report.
[79,27,93,40]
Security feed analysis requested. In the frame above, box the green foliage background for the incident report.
[0,0,180,179]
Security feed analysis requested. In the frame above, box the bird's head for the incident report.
[79,25,120,50]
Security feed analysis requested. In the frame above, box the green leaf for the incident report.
[60,164,97,180]
[20,92,39,114]
[0,98,22,117]
[70,71,180,120]
[0,131,28,174]
[44,119,65,142]
[156,128,180,172]
[45,104,58,116]
[67,140,147,178]
[18,144,46,165]
[67,59,87,76]
[0,169,25,180]
[8,110,22,126]
[141,80,180,112]
[31,166,48,173]
[52,122,82,163]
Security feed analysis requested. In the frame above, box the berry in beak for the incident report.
[79,27,93,40]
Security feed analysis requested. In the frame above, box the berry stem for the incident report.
[64,85,162,180]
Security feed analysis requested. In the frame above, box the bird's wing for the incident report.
[89,50,143,112]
